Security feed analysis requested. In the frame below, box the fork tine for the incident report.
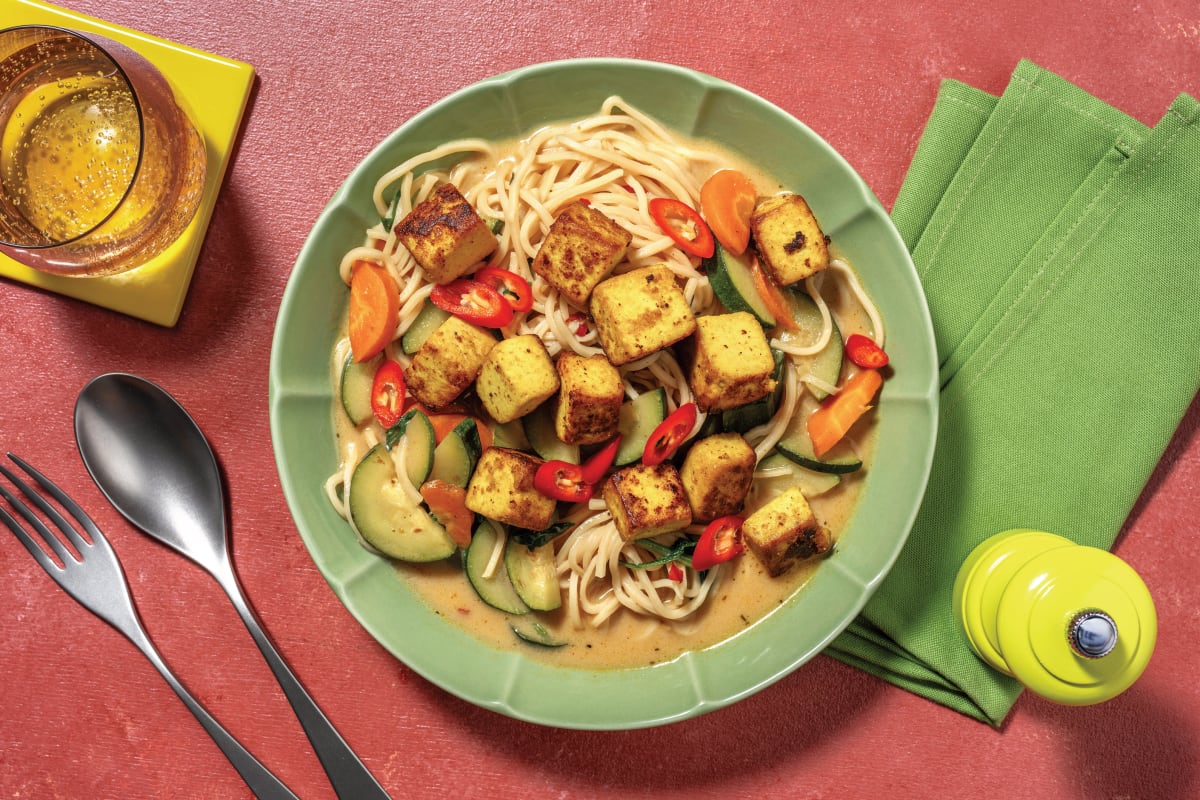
[0,466,79,567]
[3,454,99,556]
[0,501,63,576]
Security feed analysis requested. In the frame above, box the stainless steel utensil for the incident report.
[74,372,391,800]
[0,453,301,800]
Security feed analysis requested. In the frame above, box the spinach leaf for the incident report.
[381,188,403,231]
[510,520,574,550]
[621,536,695,570]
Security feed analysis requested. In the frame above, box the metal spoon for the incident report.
[74,373,391,800]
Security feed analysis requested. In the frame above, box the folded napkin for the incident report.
[826,60,1200,725]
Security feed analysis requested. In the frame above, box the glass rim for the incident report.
[0,24,147,250]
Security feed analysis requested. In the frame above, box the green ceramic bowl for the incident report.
[269,58,937,730]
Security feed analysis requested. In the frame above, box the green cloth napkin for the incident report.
[826,60,1200,725]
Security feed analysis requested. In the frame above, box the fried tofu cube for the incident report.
[688,312,777,413]
[602,463,693,542]
[394,183,497,284]
[741,486,831,576]
[554,352,622,445]
[476,335,560,424]
[679,433,757,522]
[465,447,556,531]
[531,202,631,306]
[750,193,829,287]
[589,264,697,366]
[406,316,496,409]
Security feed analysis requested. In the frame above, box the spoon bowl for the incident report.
[74,372,391,800]
[74,373,228,576]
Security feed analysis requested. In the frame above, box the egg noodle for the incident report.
[325,97,883,628]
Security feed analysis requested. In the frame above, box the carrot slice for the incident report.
[807,369,883,457]
[419,480,474,548]
[700,169,758,256]
[348,262,400,362]
[751,257,800,331]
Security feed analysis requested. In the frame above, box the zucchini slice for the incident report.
[757,451,841,497]
[614,388,667,465]
[429,417,482,487]
[489,416,531,451]
[778,290,844,399]
[389,409,436,488]
[522,400,579,464]
[339,352,380,426]
[775,411,862,474]
[401,300,451,355]
[722,401,772,434]
[348,443,456,562]
[721,349,786,433]
[705,241,775,328]
[464,520,530,615]
[511,620,567,648]
[505,539,562,611]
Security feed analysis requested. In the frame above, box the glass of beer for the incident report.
[0,26,207,277]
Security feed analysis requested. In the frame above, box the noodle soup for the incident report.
[325,98,885,670]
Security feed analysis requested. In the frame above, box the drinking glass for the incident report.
[0,26,207,277]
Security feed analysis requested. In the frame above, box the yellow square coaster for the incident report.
[0,0,255,326]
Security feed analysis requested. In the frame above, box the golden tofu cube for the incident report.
[531,201,631,306]
[394,183,497,284]
[466,447,556,531]
[689,312,777,413]
[589,264,697,366]
[750,193,829,287]
[602,463,693,542]
[679,433,757,522]
[554,352,623,445]
[741,486,831,576]
[476,335,560,424]
[406,316,496,409]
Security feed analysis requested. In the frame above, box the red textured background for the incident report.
[3,1,1199,798]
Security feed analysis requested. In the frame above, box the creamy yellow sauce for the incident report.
[329,131,880,670]
[402,454,870,669]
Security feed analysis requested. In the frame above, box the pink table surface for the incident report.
[3,1,1198,798]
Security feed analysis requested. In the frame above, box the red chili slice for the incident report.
[430,279,514,327]
[474,266,533,313]
[370,359,407,428]
[533,436,621,503]
[642,402,697,466]
[691,515,746,571]
[845,333,889,369]
[580,436,621,485]
[533,460,594,503]
[648,197,715,259]
[566,312,590,337]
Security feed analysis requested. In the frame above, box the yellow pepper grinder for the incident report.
[952,528,1157,705]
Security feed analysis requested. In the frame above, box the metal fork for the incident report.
[0,454,301,800]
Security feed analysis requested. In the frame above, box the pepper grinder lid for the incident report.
[953,529,1157,706]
